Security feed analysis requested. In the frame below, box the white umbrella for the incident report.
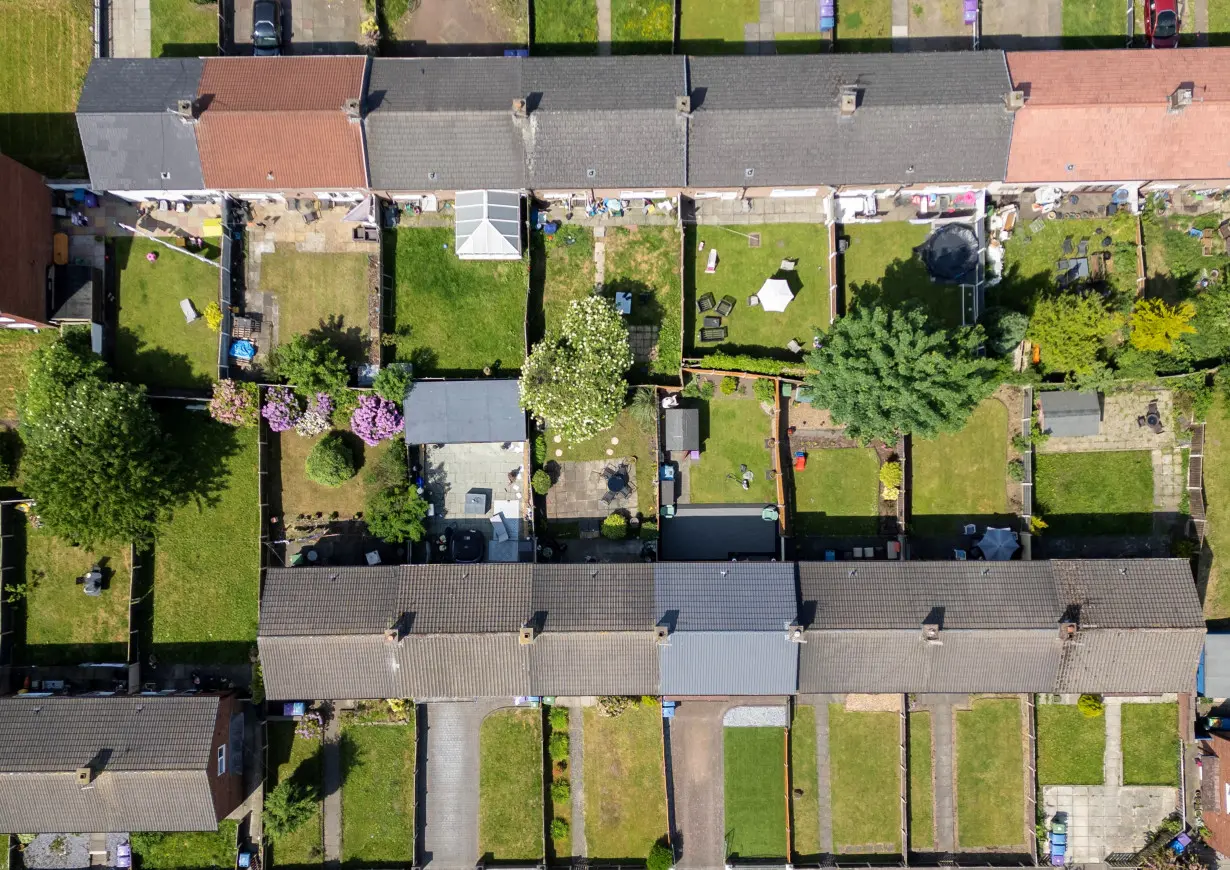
[976,527,1020,561]
[758,278,794,312]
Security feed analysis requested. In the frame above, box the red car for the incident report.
[1145,0,1180,47]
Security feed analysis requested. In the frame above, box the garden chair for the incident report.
[748,295,760,307]
[715,295,736,317]
[697,292,716,313]
[700,327,728,342]
[600,491,617,506]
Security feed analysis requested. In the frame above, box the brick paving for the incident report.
[546,458,639,533]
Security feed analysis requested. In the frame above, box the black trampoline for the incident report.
[916,224,979,284]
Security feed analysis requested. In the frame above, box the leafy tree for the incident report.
[365,485,429,543]
[1183,284,1230,361]
[264,779,319,840]
[372,365,413,404]
[980,306,1030,357]
[1129,298,1196,353]
[272,334,349,398]
[1026,293,1124,376]
[520,297,633,442]
[802,304,997,444]
[18,330,107,426]
[647,840,674,870]
[305,433,356,487]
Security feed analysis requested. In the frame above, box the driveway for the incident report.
[230,0,362,54]
[979,0,1062,48]
[386,0,528,55]
[668,701,729,869]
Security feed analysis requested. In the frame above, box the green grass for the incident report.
[556,403,657,510]
[955,699,1025,849]
[535,226,595,330]
[1141,211,1230,305]
[1034,450,1154,536]
[0,0,93,175]
[151,406,259,663]
[480,708,544,862]
[829,705,900,851]
[612,0,673,50]
[114,238,221,390]
[997,213,1139,310]
[791,706,821,860]
[724,727,787,859]
[908,712,934,850]
[1036,704,1106,786]
[791,447,880,536]
[0,330,53,424]
[686,224,829,355]
[150,0,219,57]
[842,222,963,327]
[1062,0,1124,47]
[261,250,372,365]
[1202,394,1230,618]
[131,822,238,869]
[679,0,758,52]
[340,721,416,866]
[1122,703,1179,786]
[582,702,669,861]
[387,227,527,376]
[606,225,682,379]
[280,432,391,522]
[267,722,323,867]
[1212,0,1230,44]
[911,400,1011,537]
[533,0,598,52]
[834,0,890,51]
[687,394,777,504]
[18,527,129,665]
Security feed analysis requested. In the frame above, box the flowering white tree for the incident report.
[520,296,633,442]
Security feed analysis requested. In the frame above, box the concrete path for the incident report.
[670,702,728,869]
[569,707,587,859]
[110,0,151,57]
[891,0,910,49]
[811,699,834,853]
[322,709,342,869]
[1104,701,1123,787]
[913,695,965,853]
[596,0,612,54]
[1192,0,1209,45]
[421,700,505,869]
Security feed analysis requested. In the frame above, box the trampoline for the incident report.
[916,224,979,284]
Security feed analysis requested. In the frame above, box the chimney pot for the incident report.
[839,87,859,117]
[343,98,361,121]
[519,623,536,645]
[922,622,942,644]
[512,98,527,118]
[76,766,93,784]
[676,95,691,114]
[175,99,197,122]
[1005,89,1026,111]
[655,623,670,644]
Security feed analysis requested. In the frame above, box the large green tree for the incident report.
[1026,293,1124,376]
[803,304,997,444]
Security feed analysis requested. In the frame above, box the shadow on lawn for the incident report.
[308,314,370,368]
[0,112,87,178]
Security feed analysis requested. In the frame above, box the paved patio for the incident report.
[546,458,639,533]
[1038,391,1176,455]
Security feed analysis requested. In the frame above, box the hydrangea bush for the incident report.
[350,394,404,446]
[208,379,260,428]
[261,385,302,433]
[295,392,333,437]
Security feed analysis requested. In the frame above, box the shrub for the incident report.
[630,385,658,428]
[295,393,333,438]
[365,486,429,543]
[203,301,222,333]
[550,818,569,840]
[532,469,552,496]
[681,380,700,399]
[698,380,715,401]
[533,434,547,466]
[640,520,659,541]
[753,378,776,404]
[601,513,627,540]
[550,778,571,802]
[1030,515,1048,534]
[879,461,902,489]
[1077,694,1104,718]
[720,376,738,395]
[210,379,260,428]
[981,306,1030,357]
[548,705,569,730]
[262,385,302,433]
[350,394,404,446]
[1011,432,1033,454]
[548,732,570,762]
[272,333,350,398]
[373,365,413,404]
[364,441,407,489]
[598,695,637,717]
[305,433,356,487]
[881,485,900,501]
[692,351,807,377]
[647,842,674,870]
[264,779,319,840]
[1008,459,1025,482]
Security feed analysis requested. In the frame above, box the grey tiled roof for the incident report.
[258,635,404,701]
[259,566,399,636]
[1056,627,1204,693]
[0,696,219,772]
[655,562,797,631]
[0,770,217,833]
[659,630,798,695]
[78,58,204,114]
[531,564,655,631]
[686,52,1014,187]
[400,634,531,698]
[530,632,659,696]
[1052,559,1204,628]
[402,564,533,633]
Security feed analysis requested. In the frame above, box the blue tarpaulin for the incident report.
[229,339,256,360]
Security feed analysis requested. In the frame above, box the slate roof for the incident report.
[1056,628,1204,693]
[258,566,399,636]
[531,632,659,696]
[402,563,533,633]
[76,58,205,191]
[665,408,699,452]
[531,564,655,631]
[654,562,797,631]
[403,380,527,445]
[1006,49,1230,182]
[659,503,779,561]
[1051,559,1205,629]
[686,52,1014,188]
[1039,391,1101,437]
[660,631,799,696]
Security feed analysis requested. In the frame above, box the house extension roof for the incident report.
[659,503,779,560]
[1006,48,1230,182]
[0,696,222,833]
[687,52,1014,188]
[195,56,368,190]
[402,379,527,445]
[0,155,52,324]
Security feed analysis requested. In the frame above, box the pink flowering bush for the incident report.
[294,392,333,437]
[350,393,403,446]
[209,379,260,428]
[261,386,302,433]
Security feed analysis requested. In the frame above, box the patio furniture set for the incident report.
[697,292,736,342]
[595,462,636,506]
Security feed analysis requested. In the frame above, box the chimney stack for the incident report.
[921,622,942,645]
[1005,90,1026,112]
[76,766,94,785]
[519,622,536,645]
[512,98,527,119]
[676,95,691,115]
[655,623,671,645]
[1168,85,1194,113]
[175,99,197,122]
[343,98,361,122]
[839,86,859,117]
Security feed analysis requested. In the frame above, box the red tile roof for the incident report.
[1006,49,1230,183]
[0,155,52,325]
[195,57,368,190]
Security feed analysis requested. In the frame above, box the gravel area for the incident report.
[23,834,128,869]
[723,705,788,727]
[843,694,903,712]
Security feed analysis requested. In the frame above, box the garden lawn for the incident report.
[150,0,219,57]
[1202,394,1230,618]
[605,225,682,379]
[828,705,900,851]
[114,237,220,390]
[724,727,788,859]
[997,213,1139,310]
[1036,703,1105,786]
[151,407,259,663]
[583,702,669,861]
[0,330,53,423]
[533,0,598,52]
[262,250,371,365]
[792,447,880,536]
[279,432,391,521]
[0,0,93,175]
[19,527,129,665]
[131,822,238,869]
[388,227,527,375]
[480,709,544,862]
[842,222,962,327]
[791,706,821,859]
[267,722,323,867]
[1141,211,1230,304]
[679,0,758,52]
[835,0,890,51]
[612,0,673,50]
[557,403,657,508]
[910,400,1011,537]
[1034,450,1154,536]
[954,699,1025,849]
[535,226,595,330]
[687,395,777,504]
[1122,703,1179,786]
[340,721,416,865]
[909,712,934,850]
[687,224,829,355]
[1214,0,1230,44]
[1062,0,1124,47]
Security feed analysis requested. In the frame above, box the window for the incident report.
[217,745,226,776]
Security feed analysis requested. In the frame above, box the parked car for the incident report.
[251,0,283,55]
[1145,0,1180,48]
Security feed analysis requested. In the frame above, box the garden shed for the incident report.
[403,379,527,444]
[665,407,699,452]
[454,189,522,260]
[1039,391,1102,437]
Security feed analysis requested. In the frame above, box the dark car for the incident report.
[251,0,282,55]
[1145,0,1179,48]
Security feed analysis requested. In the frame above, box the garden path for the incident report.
[323,709,341,868]
[569,705,587,857]
[111,0,152,57]
[597,0,612,53]
[911,694,971,853]
[797,694,836,853]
